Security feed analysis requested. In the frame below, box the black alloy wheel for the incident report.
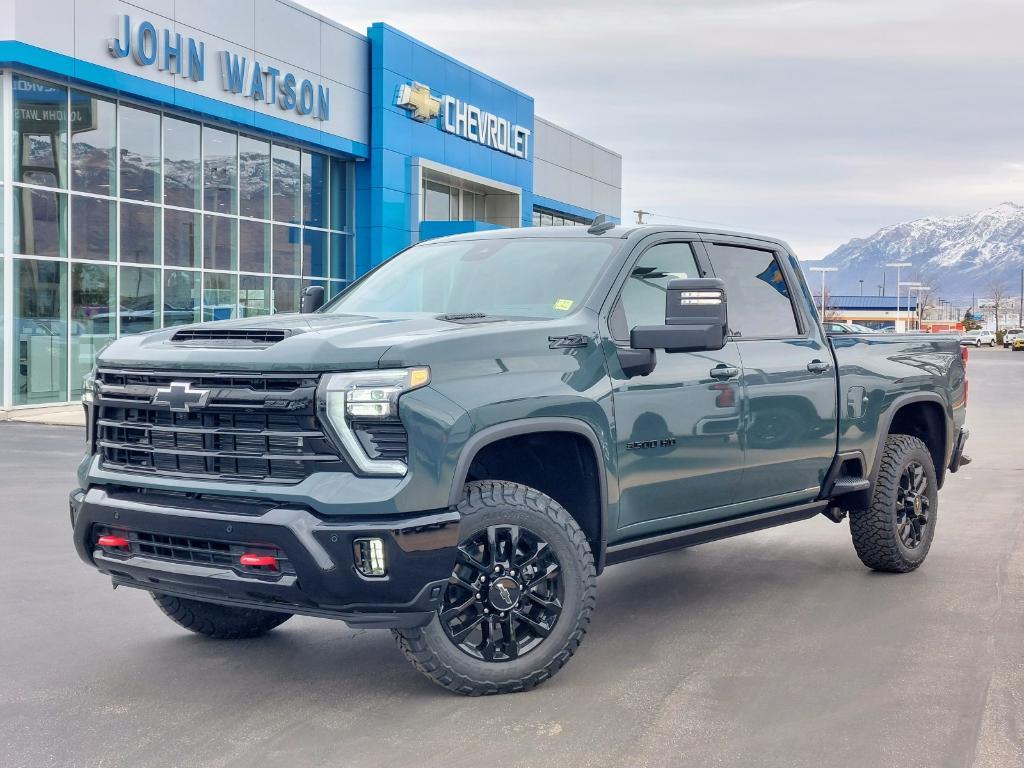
[849,434,938,573]
[440,524,564,662]
[392,480,596,695]
[895,461,930,549]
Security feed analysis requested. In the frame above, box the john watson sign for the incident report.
[108,15,330,121]
[396,82,531,160]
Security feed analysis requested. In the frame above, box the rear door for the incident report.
[703,239,838,505]
[604,237,746,535]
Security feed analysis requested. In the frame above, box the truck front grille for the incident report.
[94,369,347,483]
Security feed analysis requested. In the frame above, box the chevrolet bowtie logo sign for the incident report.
[396,82,441,122]
[151,382,212,412]
[394,80,531,159]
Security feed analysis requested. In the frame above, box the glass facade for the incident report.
[421,177,507,226]
[3,72,355,408]
[531,206,592,227]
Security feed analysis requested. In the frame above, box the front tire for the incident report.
[152,593,292,639]
[849,435,938,573]
[393,481,596,695]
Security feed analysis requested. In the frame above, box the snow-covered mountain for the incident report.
[816,202,1024,299]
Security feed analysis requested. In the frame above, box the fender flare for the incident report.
[869,391,952,489]
[447,417,611,572]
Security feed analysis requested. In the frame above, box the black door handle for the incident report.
[807,359,831,374]
[710,365,740,380]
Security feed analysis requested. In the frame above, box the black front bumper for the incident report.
[70,486,460,629]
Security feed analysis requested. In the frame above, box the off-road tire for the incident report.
[152,593,292,639]
[850,434,938,573]
[393,481,597,695]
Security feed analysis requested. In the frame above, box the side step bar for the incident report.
[819,450,870,500]
[830,477,870,495]
[605,501,827,566]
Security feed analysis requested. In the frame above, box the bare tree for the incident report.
[909,268,935,330]
[985,278,1011,333]
[822,288,843,321]
[814,287,843,321]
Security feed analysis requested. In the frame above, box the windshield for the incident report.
[326,237,619,319]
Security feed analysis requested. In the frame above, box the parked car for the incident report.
[823,321,879,334]
[71,223,970,695]
[1003,328,1023,348]
[1013,336,1024,351]
[959,330,996,347]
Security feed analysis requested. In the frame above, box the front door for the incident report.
[605,239,746,535]
[703,241,838,504]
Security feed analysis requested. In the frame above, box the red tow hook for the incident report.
[97,535,130,549]
[239,553,278,570]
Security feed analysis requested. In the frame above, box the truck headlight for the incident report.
[82,369,98,452]
[318,368,430,475]
[81,370,98,406]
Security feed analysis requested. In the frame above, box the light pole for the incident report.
[809,267,838,319]
[886,261,912,330]
[908,286,931,331]
[897,281,921,332]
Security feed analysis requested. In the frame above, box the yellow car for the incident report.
[1013,337,1024,351]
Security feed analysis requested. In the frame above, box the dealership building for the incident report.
[0,0,622,410]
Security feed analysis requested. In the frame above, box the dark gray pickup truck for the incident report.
[71,222,969,695]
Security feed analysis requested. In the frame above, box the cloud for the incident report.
[306,0,1021,259]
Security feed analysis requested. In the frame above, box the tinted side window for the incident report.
[706,244,798,337]
[616,242,701,335]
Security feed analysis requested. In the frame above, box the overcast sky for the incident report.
[308,0,1021,259]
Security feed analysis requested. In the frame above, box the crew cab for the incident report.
[71,222,970,695]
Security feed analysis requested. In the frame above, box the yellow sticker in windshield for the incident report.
[553,299,574,312]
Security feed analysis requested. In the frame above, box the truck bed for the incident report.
[830,332,967,481]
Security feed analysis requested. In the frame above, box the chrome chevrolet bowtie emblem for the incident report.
[496,583,512,606]
[396,82,440,122]
[151,382,211,412]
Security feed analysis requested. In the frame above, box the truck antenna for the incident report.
[587,214,616,235]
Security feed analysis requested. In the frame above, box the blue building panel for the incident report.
[361,22,545,267]
[420,220,504,240]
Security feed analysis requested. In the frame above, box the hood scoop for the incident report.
[170,328,293,347]
[436,312,504,325]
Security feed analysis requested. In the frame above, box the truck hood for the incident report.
[96,312,533,372]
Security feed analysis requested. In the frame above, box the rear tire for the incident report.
[393,481,596,696]
[152,593,292,639]
[849,435,938,573]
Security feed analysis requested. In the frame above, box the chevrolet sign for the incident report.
[396,82,531,160]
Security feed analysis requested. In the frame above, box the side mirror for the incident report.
[630,278,728,353]
[301,285,325,313]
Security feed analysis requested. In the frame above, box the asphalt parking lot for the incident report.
[2,346,1022,768]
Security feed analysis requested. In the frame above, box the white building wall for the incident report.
[533,116,621,217]
[2,0,370,147]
